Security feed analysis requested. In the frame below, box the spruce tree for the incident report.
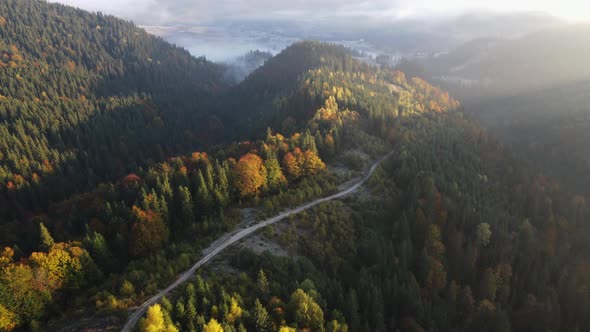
[254,299,272,332]
[39,222,54,251]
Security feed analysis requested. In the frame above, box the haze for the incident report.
[51,0,590,23]
[44,0,587,62]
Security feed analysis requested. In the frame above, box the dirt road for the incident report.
[121,151,392,331]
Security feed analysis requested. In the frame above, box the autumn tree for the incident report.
[0,247,14,268]
[0,304,16,331]
[234,153,267,198]
[30,242,90,290]
[203,318,224,332]
[282,152,302,180]
[226,297,243,324]
[302,150,326,176]
[289,289,325,332]
[139,304,178,332]
[129,206,170,257]
[279,327,296,332]
[120,280,135,297]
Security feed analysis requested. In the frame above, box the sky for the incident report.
[50,0,590,25]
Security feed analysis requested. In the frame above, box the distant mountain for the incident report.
[415,24,590,101]
[362,11,562,54]
[142,12,562,61]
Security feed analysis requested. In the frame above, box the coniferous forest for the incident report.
[1,1,590,331]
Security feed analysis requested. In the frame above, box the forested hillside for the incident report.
[0,0,227,247]
[471,80,590,197]
[0,2,460,330]
[155,112,590,332]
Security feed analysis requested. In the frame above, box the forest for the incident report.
[470,80,590,197]
[1,1,590,331]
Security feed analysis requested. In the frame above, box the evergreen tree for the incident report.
[254,299,272,332]
[178,186,195,225]
[39,222,54,251]
[257,269,270,299]
[265,154,287,192]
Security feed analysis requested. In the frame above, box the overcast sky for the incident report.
[50,0,590,25]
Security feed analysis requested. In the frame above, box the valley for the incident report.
[2,1,590,332]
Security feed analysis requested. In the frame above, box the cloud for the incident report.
[50,0,589,24]
[49,0,443,24]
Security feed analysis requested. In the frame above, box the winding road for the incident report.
[121,151,393,332]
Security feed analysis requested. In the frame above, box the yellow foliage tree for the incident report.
[302,150,326,176]
[0,304,17,331]
[139,304,178,332]
[29,242,88,290]
[226,296,243,324]
[288,289,325,331]
[0,247,13,268]
[203,318,224,332]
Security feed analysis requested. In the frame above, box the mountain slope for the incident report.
[0,0,228,245]
[471,80,590,196]
[138,100,590,332]
[224,40,458,138]
[416,24,590,101]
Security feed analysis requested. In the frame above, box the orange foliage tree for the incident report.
[233,153,268,198]
[129,206,170,257]
[282,152,302,180]
[283,148,325,180]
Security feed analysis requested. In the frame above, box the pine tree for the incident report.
[39,222,54,251]
[257,269,270,299]
[196,170,212,213]
[83,231,110,267]
[265,154,287,192]
[345,289,361,331]
[205,163,215,191]
[161,175,173,200]
[254,299,272,332]
[302,130,318,153]
[215,162,230,206]
[185,300,197,326]
[174,300,186,323]
[178,186,195,225]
